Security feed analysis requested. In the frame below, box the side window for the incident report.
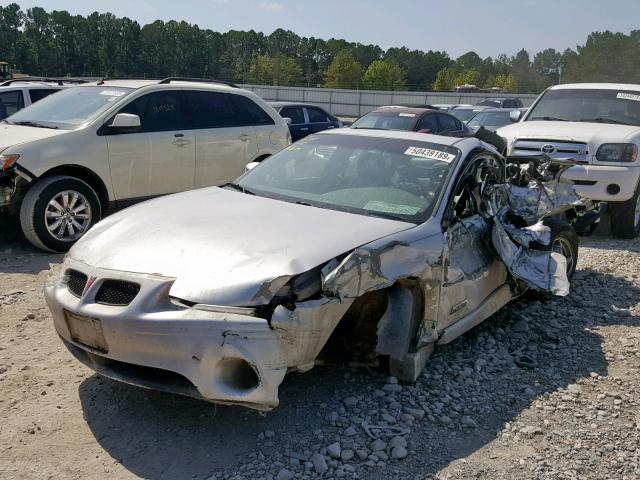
[306,107,329,123]
[416,113,438,132]
[29,89,58,103]
[438,113,460,132]
[0,90,24,119]
[280,106,305,124]
[119,90,184,132]
[181,90,236,129]
[228,94,275,126]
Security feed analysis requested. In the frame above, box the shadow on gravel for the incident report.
[76,268,640,480]
[0,217,63,274]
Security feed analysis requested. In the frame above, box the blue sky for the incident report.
[3,0,639,58]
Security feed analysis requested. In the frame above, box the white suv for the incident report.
[498,83,640,238]
[0,79,71,120]
[0,78,291,251]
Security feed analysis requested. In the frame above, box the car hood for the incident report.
[0,123,68,151]
[498,120,640,144]
[71,187,416,306]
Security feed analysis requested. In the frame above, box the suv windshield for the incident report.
[526,88,640,126]
[235,134,457,222]
[351,111,417,130]
[5,86,134,129]
[468,110,511,128]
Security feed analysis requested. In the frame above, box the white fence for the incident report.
[241,84,539,117]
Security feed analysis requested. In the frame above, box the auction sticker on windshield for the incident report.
[617,92,640,102]
[404,146,456,162]
[99,90,127,97]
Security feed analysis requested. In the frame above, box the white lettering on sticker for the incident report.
[617,92,640,102]
[99,90,126,97]
[404,146,456,162]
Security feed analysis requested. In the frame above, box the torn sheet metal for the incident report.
[483,156,579,296]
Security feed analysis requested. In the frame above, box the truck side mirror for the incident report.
[509,110,522,123]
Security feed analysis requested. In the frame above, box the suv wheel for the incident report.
[609,185,640,239]
[20,175,102,252]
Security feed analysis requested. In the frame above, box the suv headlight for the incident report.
[595,143,637,163]
[1,154,19,171]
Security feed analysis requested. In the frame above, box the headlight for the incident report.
[595,143,637,163]
[1,154,19,171]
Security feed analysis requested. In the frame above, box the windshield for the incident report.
[235,134,457,223]
[450,108,483,123]
[526,88,640,126]
[468,111,511,128]
[477,99,502,107]
[351,111,417,130]
[5,86,134,129]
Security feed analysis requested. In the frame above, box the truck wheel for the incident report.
[19,175,101,252]
[609,186,640,239]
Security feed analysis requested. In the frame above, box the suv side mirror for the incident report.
[509,110,522,123]
[283,117,292,125]
[110,113,141,129]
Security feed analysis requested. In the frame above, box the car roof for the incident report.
[320,125,464,146]
[268,101,321,108]
[77,79,240,91]
[473,108,515,113]
[549,82,640,91]
[453,105,491,110]
[0,82,64,89]
[372,106,436,114]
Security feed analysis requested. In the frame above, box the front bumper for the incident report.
[45,260,352,410]
[562,165,640,202]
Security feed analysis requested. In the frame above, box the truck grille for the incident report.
[66,269,88,297]
[95,280,140,306]
[512,139,589,162]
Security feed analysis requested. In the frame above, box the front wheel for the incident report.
[532,218,579,281]
[609,186,640,239]
[19,175,102,252]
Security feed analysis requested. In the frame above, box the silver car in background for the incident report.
[45,128,580,410]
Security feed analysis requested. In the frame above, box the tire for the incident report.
[532,218,579,281]
[19,175,102,252]
[609,186,640,239]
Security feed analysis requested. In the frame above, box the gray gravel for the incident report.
[0,223,638,480]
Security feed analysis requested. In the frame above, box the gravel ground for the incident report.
[0,218,639,480]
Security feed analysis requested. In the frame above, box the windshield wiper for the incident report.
[11,120,58,129]
[223,182,255,195]
[529,116,569,122]
[364,210,411,222]
[578,117,633,126]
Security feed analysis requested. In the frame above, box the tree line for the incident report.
[1,3,639,93]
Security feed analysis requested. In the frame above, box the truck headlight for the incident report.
[595,143,637,163]
[1,154,19,171]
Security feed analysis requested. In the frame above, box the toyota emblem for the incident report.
[541,144,556,154]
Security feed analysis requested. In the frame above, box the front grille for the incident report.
[512,139,589,162]
[66,269,88,297]
[95,280,140,306]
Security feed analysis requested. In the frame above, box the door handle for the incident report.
[238,133,252,141]
[172,138,191,147]
[300,127,309,131]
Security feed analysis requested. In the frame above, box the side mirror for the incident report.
[244,162,260,173]
[418,128,432,134]
[110,113,141,129]
[283,117,292,125]
[509,110,522,123]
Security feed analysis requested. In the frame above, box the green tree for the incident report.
[324,50,362,88]
[361,60,406,90]
[432,67,456,91]
[247,54,302,86]
[454,68,481,87]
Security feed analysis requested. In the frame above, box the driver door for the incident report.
[439,155,508,330]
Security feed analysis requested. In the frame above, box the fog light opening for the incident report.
[215,358,260,394]
[606,184,621,195]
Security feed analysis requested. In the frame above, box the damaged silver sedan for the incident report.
[45,128,581,410]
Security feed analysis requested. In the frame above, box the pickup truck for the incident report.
[498,83,640,238]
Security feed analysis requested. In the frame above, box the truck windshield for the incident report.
[5,86,134,130]
[526,88,640,127]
